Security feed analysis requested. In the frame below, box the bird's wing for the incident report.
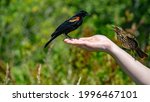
[127,36,138,48]
[51,24,74,37]
[56,16,81,30]
[51,16,82,37]
[68,16,81,22]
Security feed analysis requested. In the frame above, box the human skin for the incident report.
[64,35,150,84]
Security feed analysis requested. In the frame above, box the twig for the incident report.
[37,64,42,84]
[77,76,82,85]
[5,63,11,84]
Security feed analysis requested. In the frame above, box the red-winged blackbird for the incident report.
[113,26,148,58]
[44,10,88,48]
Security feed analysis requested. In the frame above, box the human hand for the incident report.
[64,35,114,52]
[65,35,150,85]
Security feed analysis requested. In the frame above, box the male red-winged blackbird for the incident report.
[44,10,88,48]
[113,26,148,58]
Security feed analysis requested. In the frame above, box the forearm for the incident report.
[64,35,150,84]
[108,42,150,84]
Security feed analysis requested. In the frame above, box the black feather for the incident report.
[44,10,88,48]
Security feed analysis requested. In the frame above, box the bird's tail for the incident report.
[44,34,58,48]
[135,47,148,58]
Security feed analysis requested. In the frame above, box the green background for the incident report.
[0,0,150,84]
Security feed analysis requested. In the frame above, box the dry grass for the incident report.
[36,64,42,84]
[5,63,11,84]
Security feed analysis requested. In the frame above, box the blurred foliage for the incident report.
[0,0,150,85]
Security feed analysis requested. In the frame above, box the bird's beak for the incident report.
[109,25,116,31]
[111,25,120,31]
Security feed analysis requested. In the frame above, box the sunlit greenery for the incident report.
[0,0,150,84]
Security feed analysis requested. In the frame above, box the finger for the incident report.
[78,37,93,41]
[64,39,94,51]
[64,39,87,45]
[64,39,78,43]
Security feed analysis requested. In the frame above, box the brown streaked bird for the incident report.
[44,10,88,48]
[113,26,148,58]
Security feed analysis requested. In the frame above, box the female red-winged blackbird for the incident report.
[113,26,148,58]
[44,10,88,48]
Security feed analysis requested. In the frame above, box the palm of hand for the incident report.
[64,35,112,52]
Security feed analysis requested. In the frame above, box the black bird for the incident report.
[44,10,88,48]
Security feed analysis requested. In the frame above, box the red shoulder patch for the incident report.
[69,17,80,22]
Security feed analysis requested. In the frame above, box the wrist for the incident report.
[106,40,119,55]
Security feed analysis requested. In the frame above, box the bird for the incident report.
[44,10,88,48]
[113,26,148,58]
